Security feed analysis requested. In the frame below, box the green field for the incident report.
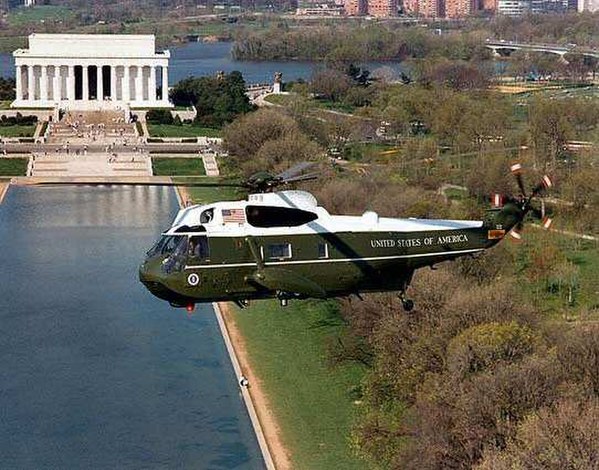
[184,176,240,203]
[0,36,27,53]
[232,300,367,470]
[0,125,36,137]
[147,124,222,138]
[264,94,356,114]
[8,5,73,26]
[0,158,28,176]
[152,157,206,176]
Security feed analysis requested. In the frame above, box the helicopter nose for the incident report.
[139,257,163,285]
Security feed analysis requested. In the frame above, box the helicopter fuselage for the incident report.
[139,191,518,307]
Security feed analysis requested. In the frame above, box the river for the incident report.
[0,40,403,84]
[0,186,264,469]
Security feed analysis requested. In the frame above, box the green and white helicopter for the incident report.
[138,163,553,311]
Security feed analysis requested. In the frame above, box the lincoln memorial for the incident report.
[12,34,172,109]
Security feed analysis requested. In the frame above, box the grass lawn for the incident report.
[0,158,28,176]
[0,125,36,137]
[147,123,221,138]
[8,5,73,26]
[0,101,12,109]
[232,299,367,470]
[264,94,293,106]
[511,231,599,319]
[264,94,356,114]
[0,36,27,53]
[186,176,241,203]
[564,239,599,313]
[152,157,206,176]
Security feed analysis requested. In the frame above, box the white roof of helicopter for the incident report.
[166,190,482,236]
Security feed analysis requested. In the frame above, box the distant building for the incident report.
[367,0,398,15]
[296,1,345,13]
[418,0,444,17]
[480,0,498,12]
[445,0,474,17]
[403,0,420,13]
[578,0,599,10]
[344,0,367,14]
[497,0,531,14]
[531,0,568,12]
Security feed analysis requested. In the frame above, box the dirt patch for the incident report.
[219,302,292,470]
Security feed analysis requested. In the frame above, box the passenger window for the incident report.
[246,205,317,227]
[188,236,210,261]
[318,243,329,259]
[200,208,214,224]
[267,243,292,260]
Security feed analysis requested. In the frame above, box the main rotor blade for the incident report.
[281,172,320,184]
[276,162,317,180]
[17,179,245,188]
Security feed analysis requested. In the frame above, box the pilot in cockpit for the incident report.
[188,236,209,260]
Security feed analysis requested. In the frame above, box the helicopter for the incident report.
[137,162,554,312]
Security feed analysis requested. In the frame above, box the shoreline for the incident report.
[0,181,9,204]
[174,186,290,469]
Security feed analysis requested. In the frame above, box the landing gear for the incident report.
[397,271,415,312]
[399,292,414,312]
[276,290,291,307]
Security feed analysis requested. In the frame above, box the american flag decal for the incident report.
[222,208,246,223]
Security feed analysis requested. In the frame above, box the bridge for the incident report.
[485,40,599,60]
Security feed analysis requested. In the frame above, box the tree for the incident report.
[170,72,253,127]
[310,68,351,102]
[222,108,323,175]
[528,97,574,169]
[477,398,599,470]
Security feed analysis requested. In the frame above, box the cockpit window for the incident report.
[200,208,214,224]
[146,235,185,257]
[246,205,318,228]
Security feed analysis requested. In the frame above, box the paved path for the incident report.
[201,153,220,176]
[0,182,9,204]
[31,152,151,177]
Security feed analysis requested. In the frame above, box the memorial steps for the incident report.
[32,110,151,177]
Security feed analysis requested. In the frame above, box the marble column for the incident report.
[110,66,117,101]
[52,65,60,101]
[82,65,89,101]
[135,66,143,102]
[97,65,103,100]
[162,66,169,102]
[149,66,156,102]
[67,65,75,101]
[28,65,34,101]
[123,65,130,102]
[15,65,22,101]
[40,66,48,102]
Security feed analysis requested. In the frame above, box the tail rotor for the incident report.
[506,163,554,240]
